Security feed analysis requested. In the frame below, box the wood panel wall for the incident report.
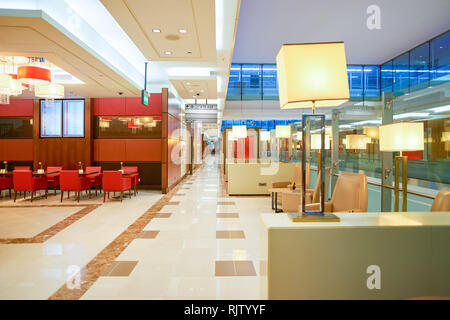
[33,99,93,169]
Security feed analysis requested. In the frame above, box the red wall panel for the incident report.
[0,99,33,116]
[94,139,161,162]
[93,95,162,116]
[0,139,33,160]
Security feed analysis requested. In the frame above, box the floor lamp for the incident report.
[379,122,424,212]
[276,42,350,222]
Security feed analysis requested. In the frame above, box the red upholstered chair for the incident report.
[15,166,30,170]
[0,176,12,198]
[85,166,102,195]
[46,166,63,195]
[122,166,139,196]
[12,170,48,202]
[102,171,132,202]
[60,170,92,202]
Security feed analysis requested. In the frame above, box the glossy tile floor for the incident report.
[0,158,269,299]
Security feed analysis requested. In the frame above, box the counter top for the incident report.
[261,211,450,229]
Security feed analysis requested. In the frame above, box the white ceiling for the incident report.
[232,0,450,64]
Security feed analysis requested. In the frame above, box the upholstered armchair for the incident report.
[271,162,310,189]
[281,168,331,212]
[430,187,450,211]
[305,172,368,213]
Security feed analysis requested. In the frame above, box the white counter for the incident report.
[260,212,450,299]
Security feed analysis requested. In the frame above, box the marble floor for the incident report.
[0,159,270,299]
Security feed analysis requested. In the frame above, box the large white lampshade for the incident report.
[260,131,271,141]
[311,134,330,150]
[379,122,424,152]
[35,83,64,99]
[363,127,379,140]
[276,42,350,110]
[344,134,371,149]
[232,125,247,139]
[275,125,291,138]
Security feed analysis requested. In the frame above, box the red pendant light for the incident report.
[17,66,51,85]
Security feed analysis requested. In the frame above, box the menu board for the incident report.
[40,99,85,138]
[41,100,62,137]
[63,100,84,137]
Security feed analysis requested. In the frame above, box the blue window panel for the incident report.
[347,65,363,100]
[364,66,380,100]
[241,64,262,100]
[262,64,278,100]
[227,64,241,100]
[430,31,450,87]
[410,42,430,92]
[393,53,409,96]
[381,60,393,93]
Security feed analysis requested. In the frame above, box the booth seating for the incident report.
[12,170,48,202]
[102,171,132,202]
[122,166,139,196]
[306,172,368,213]
[46,166,63,195]
[281,168,331,212]
[0,176,12,198]
[431,187,450,211]
[60,170,92,202]
[86,166,102,195]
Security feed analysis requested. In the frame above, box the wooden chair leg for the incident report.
[24,191,26,199]
[54,186,57,195]
[120,191,123,202]
[103,192,106,202]
[129,188,132,198]
[95,186,98,196]
[30,191,34,202]
[68,191,70,199]
[14,191,17,202]
[107,192,110,199]
[134,185,137,196]
[77,191,80,202]
[9,188,11,198]
[45,188,48,199]
[60,191,63,202]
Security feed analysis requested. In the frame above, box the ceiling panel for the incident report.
[170,79,217,99]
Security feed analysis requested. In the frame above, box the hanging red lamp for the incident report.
[17,65,51,85]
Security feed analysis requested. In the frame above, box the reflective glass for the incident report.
[430,31,450,87]
[364,65,381,100]
[347,65,363,100]
[410,42,430,92]
[226,64,241,100]
[241,64,262,100]
[381,60,393,93]
[393,53,409,96]
[262,64,278,100]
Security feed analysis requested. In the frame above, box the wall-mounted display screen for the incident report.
[63,100,84,137]
[41,100,62,137]
[40,99,84,138]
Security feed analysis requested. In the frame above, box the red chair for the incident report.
[46,166,63,195]
[85,166,102,196]
[102,171,132,202]
[15,166,30,170]
[123,166,139,196]
[0,176,12,198]
[60,170,91,202]
[12,170,48,202]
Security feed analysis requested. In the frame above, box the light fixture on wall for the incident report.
[232,125,247,139]
[275,125,291,138]
[379,122,424,212]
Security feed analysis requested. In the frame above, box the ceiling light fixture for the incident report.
[164,51,172,55]
[152,29,161,33]
[179,29,187,33]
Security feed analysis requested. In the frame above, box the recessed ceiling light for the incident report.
[152,29,161,33]
[164,51,172,55]
[179,29,187,33]
[186,82,191,85]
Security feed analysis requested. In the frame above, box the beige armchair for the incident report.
[281,168,330,212]
[431,187,450,211]
[305,172,368,213]
[271,162,310,189]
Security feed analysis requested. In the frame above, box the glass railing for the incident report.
[227,30,449,102]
